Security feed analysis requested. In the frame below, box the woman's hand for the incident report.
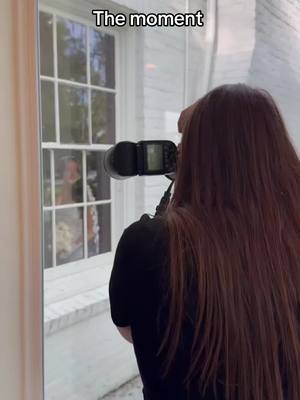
[117,326,133,343]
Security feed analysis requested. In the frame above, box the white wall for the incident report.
[248,0,300,151]
[125,0,208,218]
[211,0,256,87]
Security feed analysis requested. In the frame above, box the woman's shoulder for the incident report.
[124,214,167,239]
[120,215,168,258]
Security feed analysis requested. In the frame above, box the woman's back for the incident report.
[110,216,227,399]
[110,83,300,400]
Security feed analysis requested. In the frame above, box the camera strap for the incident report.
[155,180,174,217]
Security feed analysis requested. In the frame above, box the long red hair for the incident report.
[160,84,300,400]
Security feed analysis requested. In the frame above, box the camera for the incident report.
[104,140,177,180]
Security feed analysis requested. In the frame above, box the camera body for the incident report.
[104,140,177,179]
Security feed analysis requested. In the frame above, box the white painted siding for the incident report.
[211,0,300,151]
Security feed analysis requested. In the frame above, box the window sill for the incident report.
[44,284,110,336]
[44,261,112,304]
[44,260,113,336]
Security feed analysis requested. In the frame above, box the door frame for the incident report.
[13,0,43,399]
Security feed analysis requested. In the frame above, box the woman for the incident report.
[109,84,300,400]
[56,156,99,264]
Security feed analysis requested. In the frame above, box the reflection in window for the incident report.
[88,204,111,257]
[90,29,115,88]
[56,207,84,265]
[39,12,54,77]
[55,150,83,205]
[43,210,52,269]
[41,81,56,142]
[57,17,87,83]
[92,91,115,144]
[59,84,89,144]
[43,149,52,206]
[39,10,116,268]
[87,151,110,201]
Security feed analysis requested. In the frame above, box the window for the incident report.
[39,9,117,269]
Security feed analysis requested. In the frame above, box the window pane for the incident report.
[39,12,54,77]
[43,149,52,206]
[41,80,56,142]
[43,210,53,269]
[59,84,88,144]
[54,150,83,205]
[90,29,115,88]
[91,90,115,144]
[57,17,87,83]
[56,207,84,265]
[86,151,110,201]
[88,204,111,257]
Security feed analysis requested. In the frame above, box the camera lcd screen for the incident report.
[146,144,163,171]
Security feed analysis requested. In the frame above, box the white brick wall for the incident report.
[211,0,256,87]
[134,0,208,219]
[211,0,300,151]
[248,0,300,150]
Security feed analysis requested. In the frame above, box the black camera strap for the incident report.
[154,179,174,217]
[139,177,174,221]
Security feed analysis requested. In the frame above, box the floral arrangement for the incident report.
[56,221,72,255]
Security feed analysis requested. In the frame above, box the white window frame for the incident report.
[39,2,137,282]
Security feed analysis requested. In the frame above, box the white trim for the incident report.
[44,252,113,281]
[50,149,56,267]
[42,142,112,150]
[110,30,119,246]
[82,150,88,258]
[110,26,121,247]
[39,2,119,37]
[183,0,190,108]
[202,0,218,94]
[86,23,93,146]
[41,75,117,93]
[118,25,138,226]
[44,199,111,210]
[53,14,60,144]
[86,15,91,87]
